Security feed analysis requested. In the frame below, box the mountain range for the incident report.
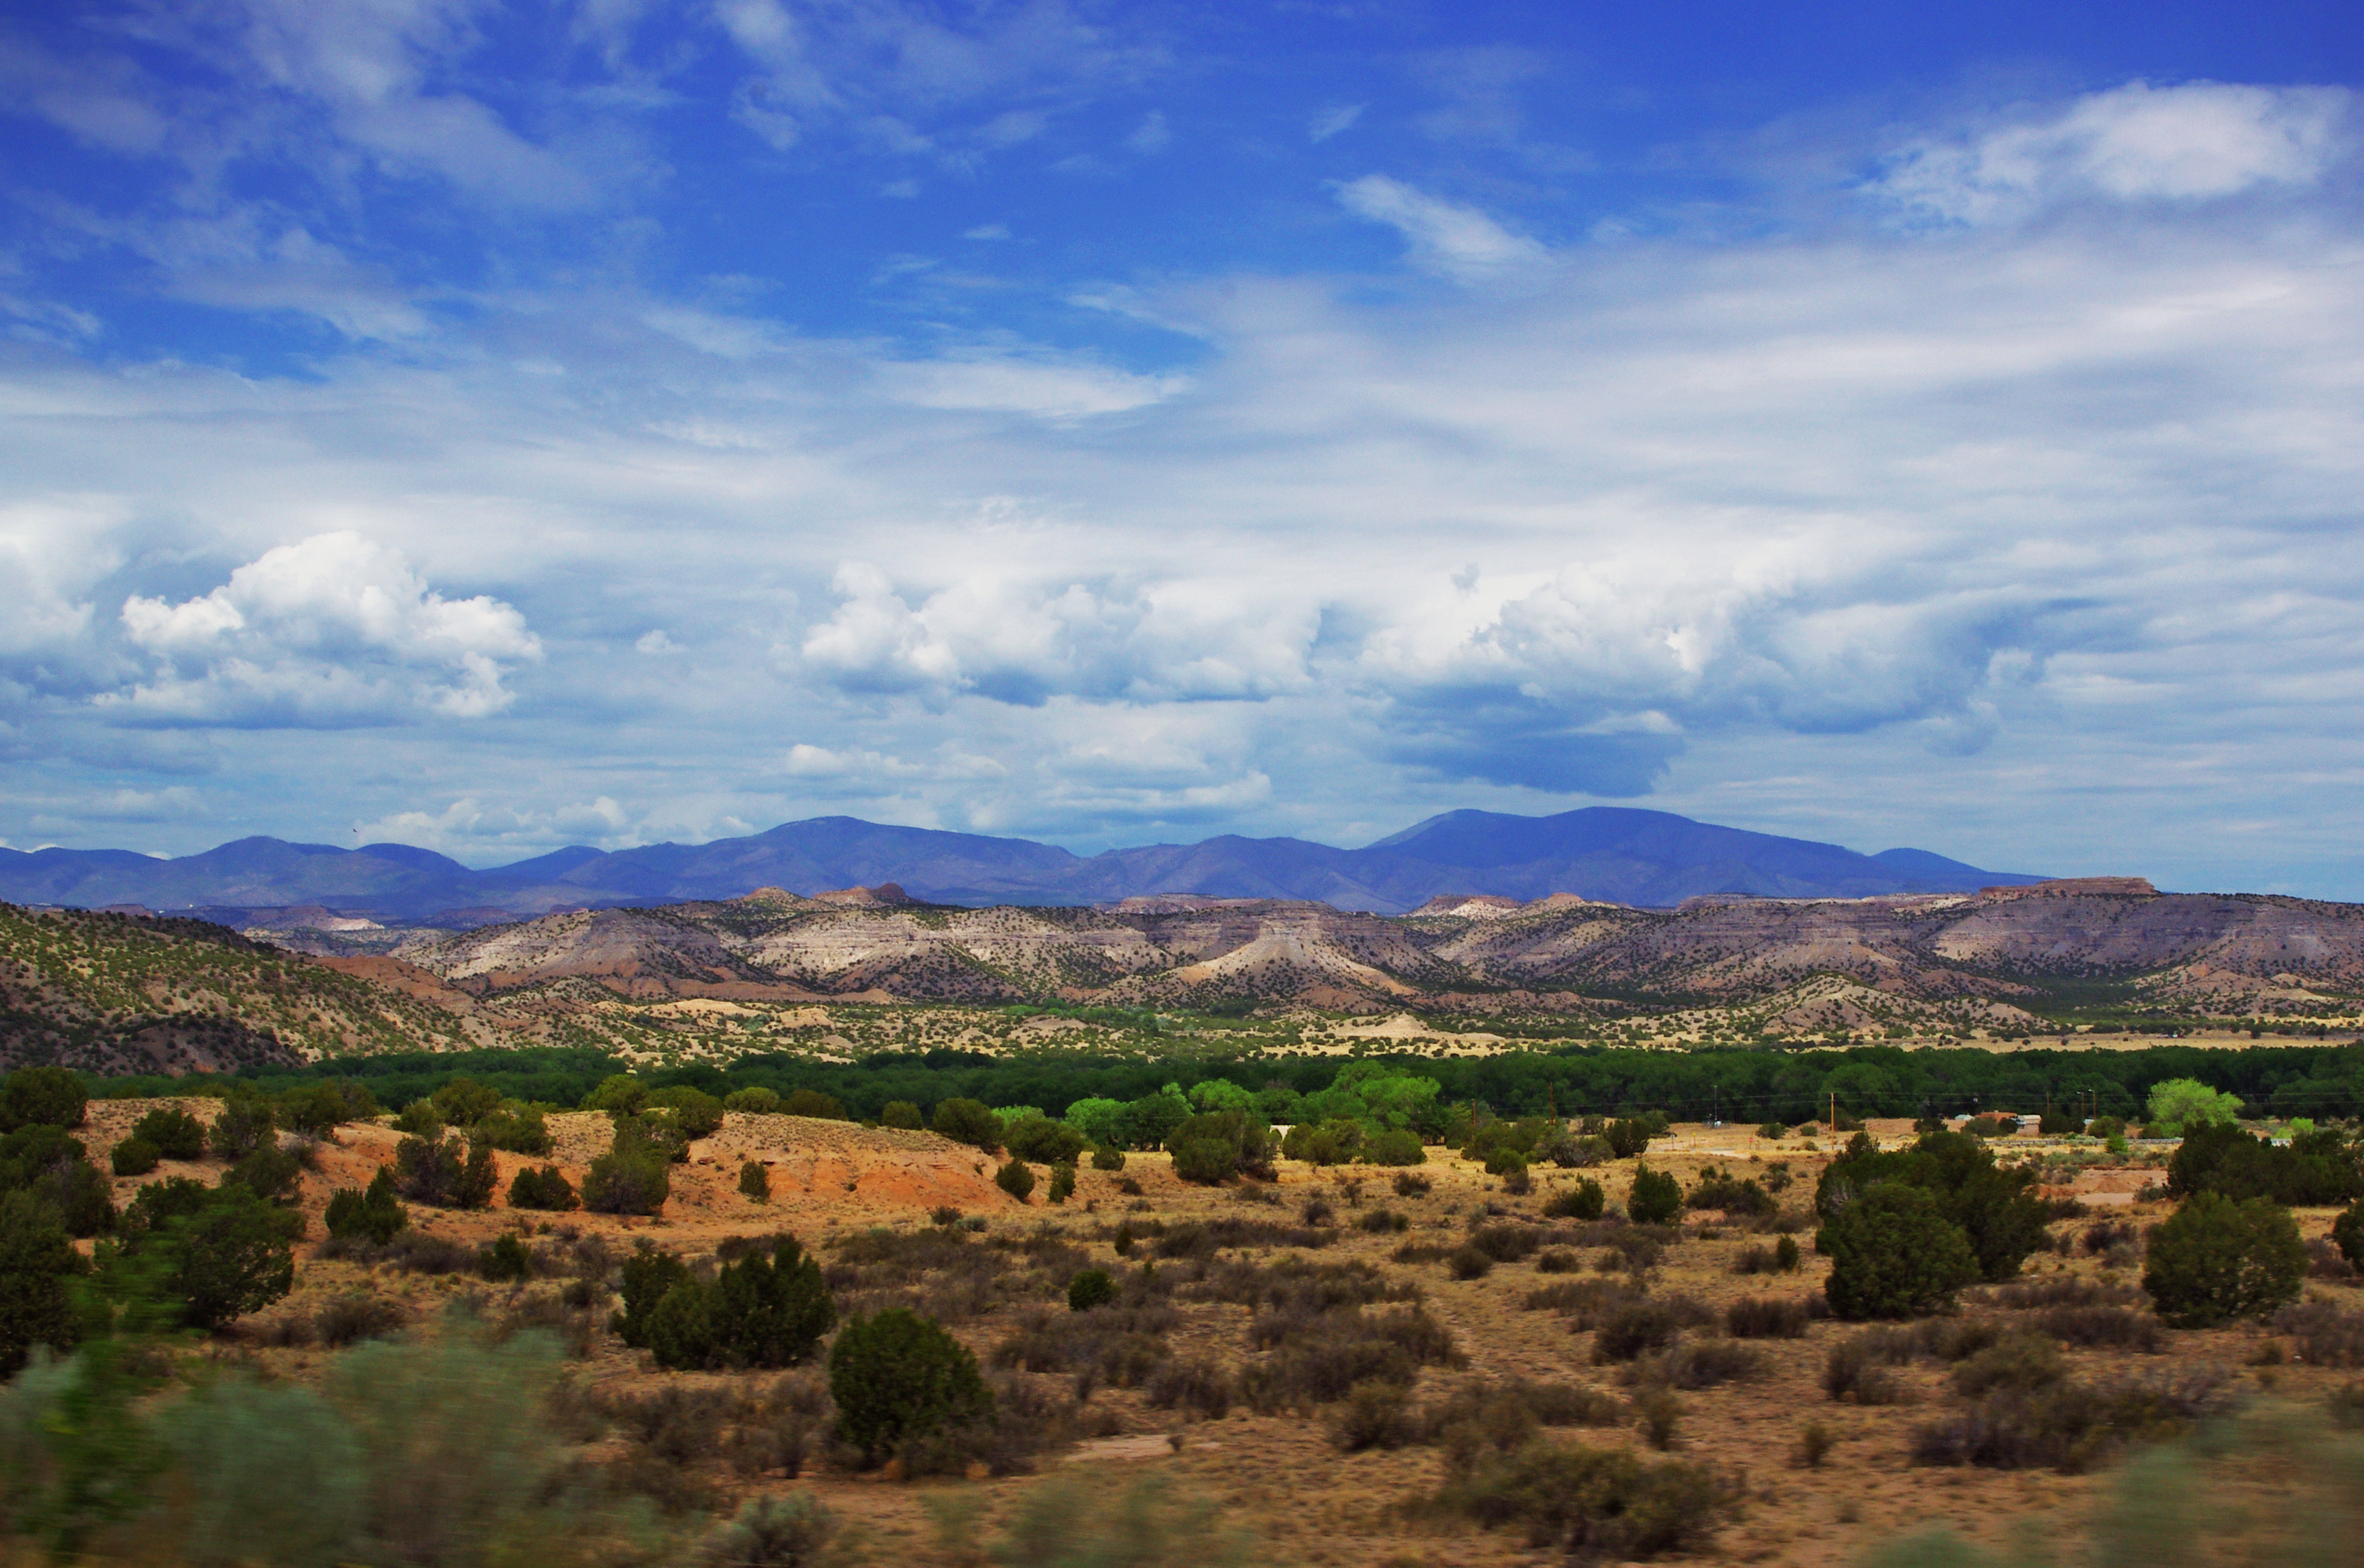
[0,807,2048,922]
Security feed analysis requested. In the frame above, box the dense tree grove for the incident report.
[62,1038,2364,1136]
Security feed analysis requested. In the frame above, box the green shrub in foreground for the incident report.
[1068,1268,1117,1312]
[1628,1165,1682,1226]
[646,1235,835,1371]
[996,1158,1036,1202]
[1821,1182,1980,1320]
[2142,1191,2305,1328]
[1441,1439,1733,1561]
[506,1165,578,1212]
[131,1107,207,1161]
[325,1170,409,1246]
[109,1136,160,1178]
[829,1308,992,1464]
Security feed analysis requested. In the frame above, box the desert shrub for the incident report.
[1524,1279,1644,1328]
[1441,1440,1733,1561]
[2081,1219,2139,1257]
[0,1190,87,1375]
[722,1086,784,1116]
[1047,1162,1076,1205]
[997,1300,1176,1392]
[874,1099,921,1129]
[1144,1356,1235,1420]
[1734,1235,1803,1275]
[1822,1182,1981,1319]
[1604,1118,1653,1158]
[391,1133,497,1211]
[466,1104,552,1156]
[2166,1120,2362,1207]
[1591,1296,1717,1363]
[829,1308,993,1464]
[646,1236,836,1371]
[1470,1222,1544,1263]
[1417,1379,1627,1469]
[508,1165,578,1212]
[1912,1369,2234,1471]
[1090,1144,1126,1172]
[2333,1199,2364,1268]
[1069,1269,1117,1312]
[392,1100,444,1139]
[2143,1192,2306,1328]
[1627,1166,1682,1226]
[1600,1229,1667,1276]
[0,1067,86,1133]
[1151,1216,1333,1258]
[779,1088,845,1121]
[582,1145,671,1216]
[933,1098,1004,1151]
[132,1106,207,1160]
[1366,1127,1426,1166]
[644,1087,725,1140]
[582,1074,649,1115]
[0,1125,115,1238]
[1005,1114,1091,1166]
[739,1160,772,1203]
[479,1232,532,1283]
[225,1143,304,1205]
[1281,1118,1365,1166]
[2039,1306,2167,1351]
[1546,1180,1607,1222]
[325,1170,409,1245]
[1448,1246,1494,1280]
[108,1136,160,1177]
[1536,1248,1581,1273]
[1633,1339,1766,1390]
[1169,1111,1276,1185]
[1726,1295,1815,1339]
[996,1158,1037,1202]
[1485,1146,1529,1179]
[612,1243,693,1347]
[1394,1170,1433,1197]
[119,1180,303,1331]
[1238,1303,1460,1412]
[1757,1121,1789,1140]
[1688,1174,1776,1218]
[1816,1131,2050,1283]
[1332,1378,1416,1451]
[1948,1334,2064,1397]
[1822,1335,1908,1405]
[698,1491,834,1567]
[2274,1300,2364,1367]
[208,1094,276,1162]
[1981,1275,2140,1310]
[315,1293,411,1348]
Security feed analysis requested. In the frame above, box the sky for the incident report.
[1,1,2360,895]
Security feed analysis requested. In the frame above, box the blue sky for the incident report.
[1,1,2360,895]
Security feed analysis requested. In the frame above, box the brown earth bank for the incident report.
[53,1104,2364,1568]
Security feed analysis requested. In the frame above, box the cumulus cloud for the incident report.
[1335,175,1551,281]
[107,533,541,725]
[1871,81,2352,224]
[799,563,1317,706]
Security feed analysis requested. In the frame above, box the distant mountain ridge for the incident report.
[0,807,2048,921]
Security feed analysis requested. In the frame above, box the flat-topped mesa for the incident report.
[810,882,916,908]
[733,886,812,908]
[1983,876,2159,899]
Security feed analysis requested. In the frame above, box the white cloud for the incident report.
[1335,175,1551,281]
[1872,81,2352,224]
[874,354,1183,418]
[108,533,541,725]
[1308,103,1362,143]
